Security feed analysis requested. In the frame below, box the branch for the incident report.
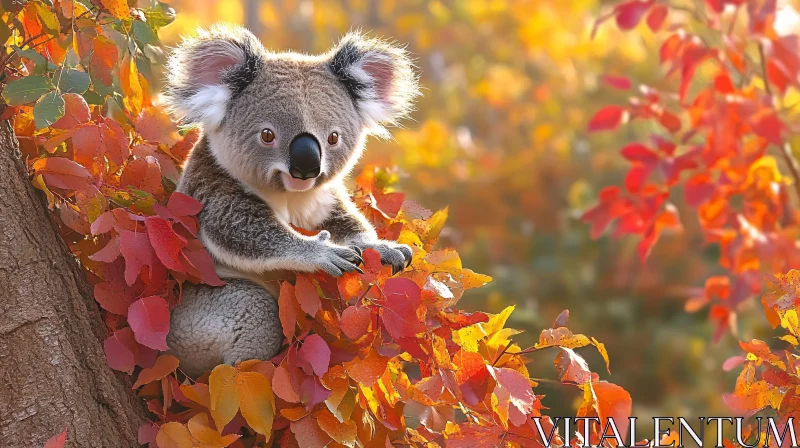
[758,42,800,203]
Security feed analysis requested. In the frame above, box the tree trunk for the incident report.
[0,120,145,447]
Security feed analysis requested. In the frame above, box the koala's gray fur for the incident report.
[163,24,419,377]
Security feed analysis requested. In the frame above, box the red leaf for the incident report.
[751,112,784,146]
[101,118,130,166]
[32,157,93,190]
[52,93,90,129]
[381,278,425,340]
[297,334,331,377]
[104,327,138,373]
[128,296,170,351]
[620,143,658,164]
[295,275,321,316]
[181,245,225,286]
[44,428,67,448]
[659,111,682,133]
[624,164,652,193]
[341,306,372,340]
[94,275,137,316]
[120,156,162,195]
[554,348,592,384]
[167,192,203,216]
[615,1,652,30]
[145,216,187,272]
[601,75,631,90]
[91,211,115,235]
[300,375,332,410]
[714,73,735,93]
[587,106,625,132]
[645,4,668,31]
[492,367,536,426]
[372,191,404,218]
[684,173,715,207]
[119,230,158,286]
[89,235,121,263]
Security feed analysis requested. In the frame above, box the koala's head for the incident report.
[164,24,418,193]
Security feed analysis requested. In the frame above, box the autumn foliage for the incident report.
[0,1,643,447]
[587,0,800,442]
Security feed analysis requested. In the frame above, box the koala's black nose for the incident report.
[288,134,321,180]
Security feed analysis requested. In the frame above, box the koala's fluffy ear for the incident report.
[328,31,419,134]
[164,24,264,130]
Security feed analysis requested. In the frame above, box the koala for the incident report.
[162,24,419,377]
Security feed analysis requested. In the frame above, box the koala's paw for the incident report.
[354,241,413,275]
[312,231,364,277]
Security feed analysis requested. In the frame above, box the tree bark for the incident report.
[0,120,145,447]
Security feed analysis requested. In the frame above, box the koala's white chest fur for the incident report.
[258,187,337,230]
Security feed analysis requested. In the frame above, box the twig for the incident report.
[491,341,512,367]
[758,42,800,203]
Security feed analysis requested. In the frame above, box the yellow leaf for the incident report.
[120,54,143,117]
[453,324,483,352]
[209,365,240,430]
[425,249,462,275]
[482,306,516,336]
[99,0,130,19]
[235,371,276,435]
[591,337,611,374]
[421,207,449,243]
[32,175,55,209]
[156,422,193,448]
[461,268,492,290]
[187,413,239,448]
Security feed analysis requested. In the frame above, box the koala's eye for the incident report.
[260,129,275,145]
[327,132,339,146]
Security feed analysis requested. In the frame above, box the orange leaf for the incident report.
[187,413,239,447]
[279,283,299,340]
[156,422,193,448]
[317,408,357,446]
[133,355,179,388]
[344,350,389,385]
[209,365,240,429]
[273,365,301,403]
[236,371,276,435]
[295,275,321,316]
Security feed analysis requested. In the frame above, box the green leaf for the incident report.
[132,20,159,46]
[83,90,106,105]
[33,92,65,129]
[2,75,53,106]
[143,2,175,29]
[13,46,47,67]
[58,68,91,94]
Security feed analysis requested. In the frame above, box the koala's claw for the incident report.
[316,242,364,277]
[354,242,413,275]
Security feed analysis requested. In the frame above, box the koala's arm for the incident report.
[198,190,364,277]
[320,188,412,274]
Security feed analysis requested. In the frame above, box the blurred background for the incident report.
[156,0,781,427]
